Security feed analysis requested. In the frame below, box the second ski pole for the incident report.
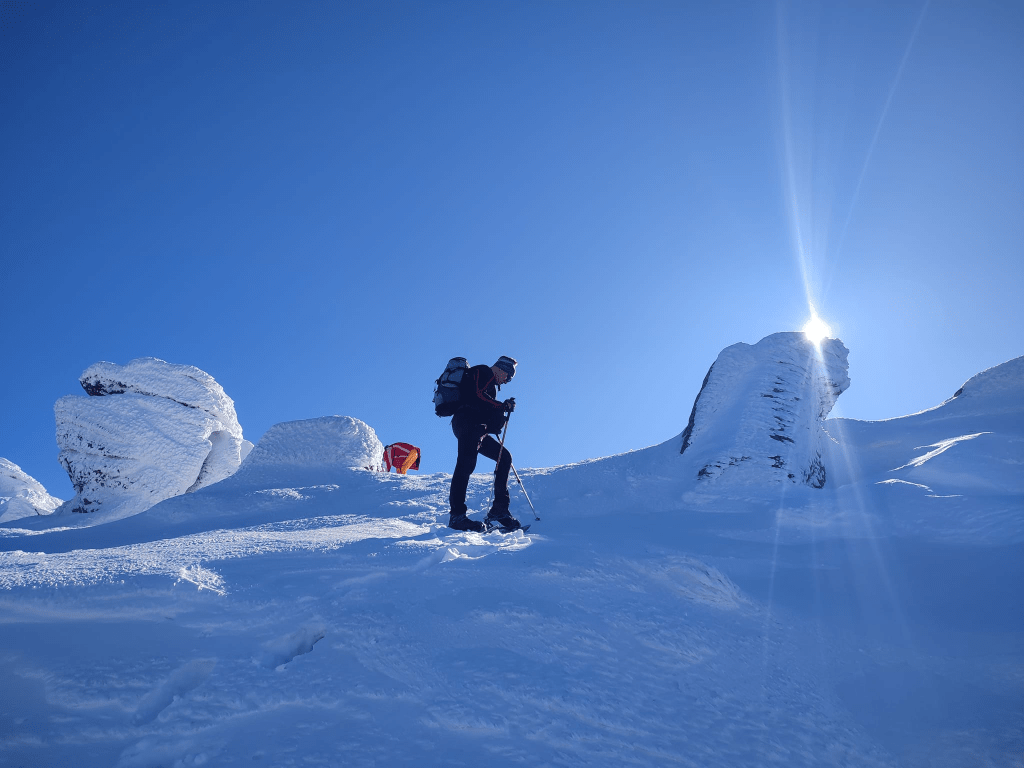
[499,411,539,521]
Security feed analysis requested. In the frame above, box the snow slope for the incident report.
[0,350,1020,768]
[821,355,1024,545]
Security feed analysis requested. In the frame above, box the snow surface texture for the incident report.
[0,340,1020,767]
[0,458,62,523]
[54,358,253,518]
[680,332,850,488]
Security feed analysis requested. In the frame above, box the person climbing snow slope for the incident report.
[448,356,521,533]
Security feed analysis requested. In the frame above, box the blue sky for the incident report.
[2,0,1022,498]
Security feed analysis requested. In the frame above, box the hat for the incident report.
[494,356,517,380]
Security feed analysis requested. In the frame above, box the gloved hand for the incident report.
[503,397,516,413]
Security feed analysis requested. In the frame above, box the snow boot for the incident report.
[484,510,522,533]
[448,513,485,533]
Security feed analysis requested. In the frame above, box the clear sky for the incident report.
[2,0,1022,499]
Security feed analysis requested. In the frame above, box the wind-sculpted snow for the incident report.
[54,358,251,517]
[55,393,220,517]
[80,358,243,434]
[233,416,385,485]
[0,458,62,523]
[680,332,850,488]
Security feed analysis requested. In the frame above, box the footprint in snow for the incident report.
[255,625,326,669]
[134,658,217,724]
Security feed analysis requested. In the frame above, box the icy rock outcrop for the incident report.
[234,416,384,484]
[55,358,252,516]
[680,332,850,488]
[0,458,63,523]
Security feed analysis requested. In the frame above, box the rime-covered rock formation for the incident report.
[680,332,850,488]
[231,416,383,487]
[55,358,253,516]
[0,458,63,523]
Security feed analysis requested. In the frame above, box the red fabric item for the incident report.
[382,443,421,473]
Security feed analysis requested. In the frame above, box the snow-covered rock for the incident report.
[55,358,252,517]
[79,359,241,427]
[232,416,383,487]
[679,332,850,487]
[0,458,63,523]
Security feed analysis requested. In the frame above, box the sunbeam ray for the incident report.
[825,0,932,296]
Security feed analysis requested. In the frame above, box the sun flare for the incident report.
[802,313,832,345]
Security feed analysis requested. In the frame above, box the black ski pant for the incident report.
[449,412,511,517]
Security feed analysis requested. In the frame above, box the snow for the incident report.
[234,415,385,482]
[54,358,251,519]
[820,355,1024,544]
[679,332,850,488]
[0,342,1021,767]
[0,458,62,523]
[79,358,243,434]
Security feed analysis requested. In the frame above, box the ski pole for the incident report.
[500,411,539,521]
[510,462,539,521]
[498,413,510,457]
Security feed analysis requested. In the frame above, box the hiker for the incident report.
[448,356,521,533]
[382,443,420,475]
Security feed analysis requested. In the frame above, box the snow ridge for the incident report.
[943,354,1024,414]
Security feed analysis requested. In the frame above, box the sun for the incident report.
[802,312,832,345]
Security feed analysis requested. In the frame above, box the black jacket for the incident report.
[455,364,507,434]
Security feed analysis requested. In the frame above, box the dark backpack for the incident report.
[433,357,469,417]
